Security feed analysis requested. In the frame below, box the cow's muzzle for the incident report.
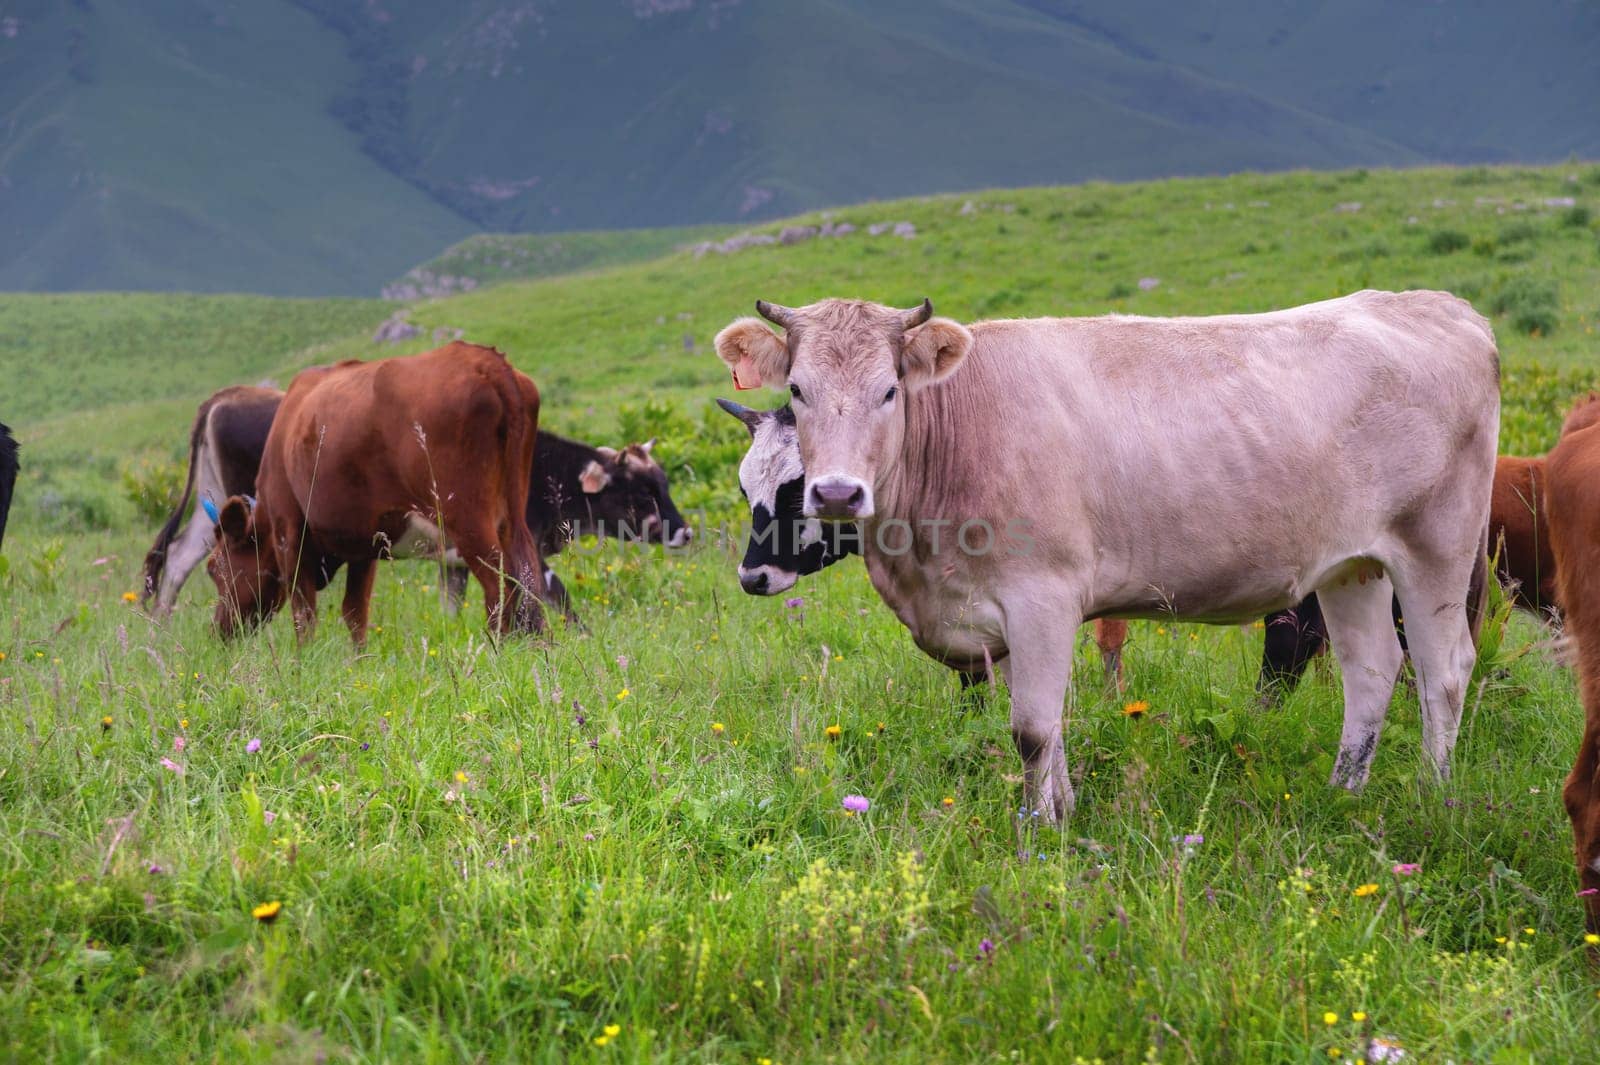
[805,475,873,521]
[738,564,796,595]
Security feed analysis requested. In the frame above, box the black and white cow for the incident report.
[715,397,1127,686]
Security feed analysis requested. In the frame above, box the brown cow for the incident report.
[1548,394,1600,929]
[206,343,544,644]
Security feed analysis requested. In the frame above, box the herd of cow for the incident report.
[6,288,1600,928]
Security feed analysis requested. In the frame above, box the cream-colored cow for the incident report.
[715,291,1498,822]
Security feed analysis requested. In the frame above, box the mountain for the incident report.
[2,0,1596,296]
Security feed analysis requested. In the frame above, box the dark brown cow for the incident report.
[206,343,544,643]
[0,422,17,552]
[1548,394,1600,929]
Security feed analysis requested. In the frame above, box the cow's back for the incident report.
[887,290,1499,621]
[262,344,536,552]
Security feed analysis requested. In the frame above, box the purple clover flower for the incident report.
[842,794,870,813]
[245,737,261,754]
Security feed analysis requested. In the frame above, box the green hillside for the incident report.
[3,164,1596,537]
[2,1,1596,295]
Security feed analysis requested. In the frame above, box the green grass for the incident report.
[2,164,1600,1060]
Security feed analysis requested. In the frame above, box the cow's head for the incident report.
[205,495,284,637]
[716,399,859,594]
[574,440,692,547]
[1561,392,1600,439]
[713,298,972,520]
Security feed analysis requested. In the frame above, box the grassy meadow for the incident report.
[2,164,1600,1061]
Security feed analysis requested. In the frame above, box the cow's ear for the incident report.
[714,318,789,390]
[217,496,254,542]
[900,317,972,391]
[579,460,612,494]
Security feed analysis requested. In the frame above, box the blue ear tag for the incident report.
[201,499,220,523]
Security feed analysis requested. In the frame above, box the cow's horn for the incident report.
[755,300,795,328]
[899,298,933,330]
[715,396,765,435]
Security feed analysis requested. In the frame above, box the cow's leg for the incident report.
[452,531,525,634]
[153,516,218,616]
[1563,711,1600,933]
[1093,618,1127,689]
[1257,595,1331,705]
[1388,555,1479,783]
[1318,577,1404,790]
[1000,600,1080,823]
[281,529,320,645]
[440,563,470,615]
[341,559,378,648]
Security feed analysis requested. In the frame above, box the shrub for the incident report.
[34,486,116,532]
[1497,221,1539,245]
[1105,281,1134,300]
[121,459,185,525]
[1560,204,1592,229]
[1489,276,1559,336]
[1428,229,1470,255]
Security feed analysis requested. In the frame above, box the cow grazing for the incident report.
[714,292,1498,821]
[0,422,17,552]
[442,432,692,614]
[1257,453,1558,699]
[715,396,1127,685]
[144,387,688,617]
[206,343,544,643]
[143,386,282,614]
[1546,394,1600,928]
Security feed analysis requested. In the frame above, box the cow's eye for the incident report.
[789,382,804,403]
[883,386,898,405]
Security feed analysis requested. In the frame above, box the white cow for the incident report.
[714,291,1498,821]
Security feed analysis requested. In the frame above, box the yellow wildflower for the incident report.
[1352,883,1379,897]
[1323,1011,1339,1026]
[252,900,283,923]
[1122,700,1149,719]
[121,591,138,602]
[711,722,725,735]
[825,724,841,740]
[1351,1011,1367,1022]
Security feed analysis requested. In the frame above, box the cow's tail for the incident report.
[492,355,543,632]
[1467,516,1491,649]
[0,423,18,553]
[140,396,211,605]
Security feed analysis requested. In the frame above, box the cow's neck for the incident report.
[529,430,598,552]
